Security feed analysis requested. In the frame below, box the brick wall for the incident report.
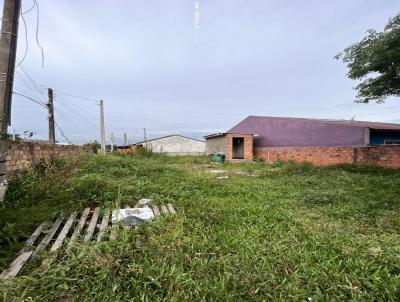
[226,134,253,162]
[4,141,93,175]
[255,146,400,169]
[115,145,140,154]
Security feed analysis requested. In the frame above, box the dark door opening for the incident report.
[232,137,244,159]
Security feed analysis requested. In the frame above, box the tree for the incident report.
[335,14,400,103]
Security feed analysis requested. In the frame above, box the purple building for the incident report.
[229,116,400,147]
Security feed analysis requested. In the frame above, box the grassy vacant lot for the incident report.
[0,153,399,301]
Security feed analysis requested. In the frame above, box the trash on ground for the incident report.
[112,208,155,226]
[138,198,152,206]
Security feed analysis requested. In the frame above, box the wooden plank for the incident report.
[0,222,47,280]
[50,211,78,252]
[0,251,33,280]
[32,216,63,258]
[166,204,176,214]
[84,207,99,242]
[97,209,110,243]
[160,205,169,214]
[25,222,47,249]
[152,205,160,217]
[67,208,90,251]
[110,209,119,240]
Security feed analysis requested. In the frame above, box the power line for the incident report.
[54,94,100,129]
[12,91,47,108]
[14,77,46,99]
[54,120,72,144]
[53,91,98,103]
[21,0,36,14]
[15,8,28,67]
[16,65,99,104]
[33,0,44,67]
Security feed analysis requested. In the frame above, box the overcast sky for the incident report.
[5,0,400,144]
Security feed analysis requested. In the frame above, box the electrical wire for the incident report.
[54,94,100,129]
[33,0,44,67]
[54,120,73,144]
[16,66,47,92]
[15,9,29,68]
[12,91,47,108]
[14,79,45,96]
[53,91,98,103]
[21,0,36,14]
[16,65,98,104]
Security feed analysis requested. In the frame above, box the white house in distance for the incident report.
[136,135,205,156]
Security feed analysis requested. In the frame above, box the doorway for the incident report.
[232,137,244,159]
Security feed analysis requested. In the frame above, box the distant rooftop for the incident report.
[244,116,400,131]
[135,134,204,145]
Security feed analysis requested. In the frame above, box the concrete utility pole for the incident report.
[143,128,147,142]
[110,133,114,152]
[0,0,21,191]
[12,128,15,140]
[47,88,55,144]
[124,132,127,146]
[194,0,200,30]
[99,100,106,155]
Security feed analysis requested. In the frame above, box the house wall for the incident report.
[4,140,93,175]
[369,130,400,145]
[230,116,366,147]
[143,136,205,155]
[205,136,227,155]
[255,146,400,168]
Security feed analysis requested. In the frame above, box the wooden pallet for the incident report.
[0,203,176,281]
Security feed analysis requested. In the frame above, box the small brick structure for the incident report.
[255,146,400,169]
[3,140,93,175]
[225,133,253,162]
[205,133,253,162]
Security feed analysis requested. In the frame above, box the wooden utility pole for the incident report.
[124,132,127,146]
[99,100,105,155]
[0,0,21,190]
[47,88,55,144]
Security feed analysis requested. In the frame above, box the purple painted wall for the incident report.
[229,116,366,147]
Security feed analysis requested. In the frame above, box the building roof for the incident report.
[204,132,254,139]
[242,116,400,131]
[134,134,205,145]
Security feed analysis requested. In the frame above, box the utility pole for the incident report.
[124,132,127,146]
[0,0,21,195]
[110,133,114,152]
[47,88,55,144]
[99,100,105,155]
[143,128,147,142]
[12,128,15,140]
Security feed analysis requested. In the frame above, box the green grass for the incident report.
[0,154,399,301]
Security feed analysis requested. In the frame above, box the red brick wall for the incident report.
[255,146,400,169]
[226,134,253,162]
[356,146,400,169]
[4,141,93,175]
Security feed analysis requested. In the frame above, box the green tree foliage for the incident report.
[335,14,400,103]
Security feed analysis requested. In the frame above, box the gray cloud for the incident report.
[6,0,400,145]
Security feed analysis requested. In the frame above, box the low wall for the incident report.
[255,146,400,169]
[3,141,93,175]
